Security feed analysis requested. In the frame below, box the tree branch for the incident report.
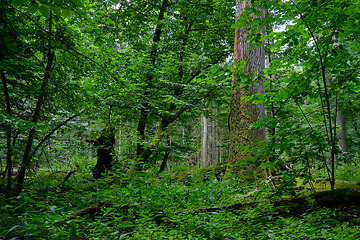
[29,114,79,161]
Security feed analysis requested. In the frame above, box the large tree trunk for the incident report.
[227,0,266,178]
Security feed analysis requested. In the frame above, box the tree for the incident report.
[82,0,235,173]
[0,0,88,195]
[226,0,266,178]
[253,0,360,191]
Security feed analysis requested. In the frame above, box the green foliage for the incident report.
[231,0,360,189]
[1,0,360,238]
[1,170,360,239]
[10,0,86,19]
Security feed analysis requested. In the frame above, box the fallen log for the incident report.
[68,188,360,220]
[69,201,132,219]
[192,188,360,216]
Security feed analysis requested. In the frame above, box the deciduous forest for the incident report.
[1,0,360,239]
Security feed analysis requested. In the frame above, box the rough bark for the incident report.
[136,109,148,156]
[70,189,360,220]
[227,1,266,177]
[131,117,173,172]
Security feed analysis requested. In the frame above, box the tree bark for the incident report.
[158,135,171,173]
[227,0,266,178]
[201,114,208,168]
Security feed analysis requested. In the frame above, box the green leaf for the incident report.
[11,0,29,7]
[28,3,39,13]
[62,8,72,18]
[249,44,255,50]
[119,233,132,240]
[231,19,245,29]
[210,66,218,74]
[234,60,246,69]
[118,221,135,228]
[51,6,62,16]
[68,0,84,8]
[39,5,50,18]
[292,37,299,46]
[6,225,20,235]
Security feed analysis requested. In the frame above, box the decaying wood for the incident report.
[69,201,131,219]
[69,204,102,219]
[191,188,360,215]
[69,189,360,221]
[69,201,112,219]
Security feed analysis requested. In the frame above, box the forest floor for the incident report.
[1,167,360,239]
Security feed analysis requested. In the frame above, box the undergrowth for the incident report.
[1,169,360,239]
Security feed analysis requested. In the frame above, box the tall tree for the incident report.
[89,0,235,173]
[227,0,266,178]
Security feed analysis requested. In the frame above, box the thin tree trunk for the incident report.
[136,109,148,156]
[1,69,13,197]
[201,114,208,168]
[159,135,171,173]
[15,13,55,195]
[131,117,172,172]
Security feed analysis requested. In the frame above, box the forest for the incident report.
[1,0,360,239]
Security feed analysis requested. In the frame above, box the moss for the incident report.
[165,163,228,183]
[298,178,360,192]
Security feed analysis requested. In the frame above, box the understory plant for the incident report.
[1,172,360,239]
